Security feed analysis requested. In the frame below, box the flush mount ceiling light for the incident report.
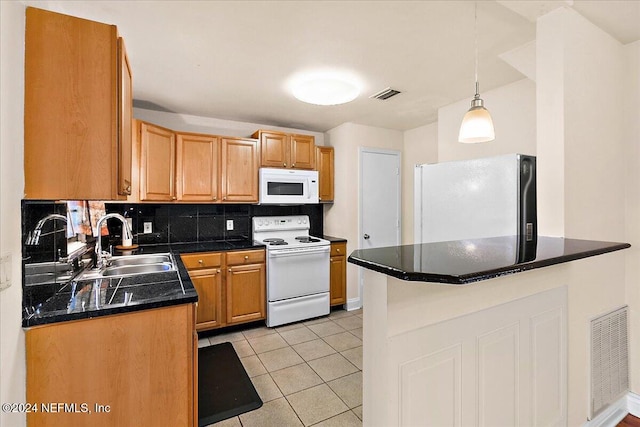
[290,71,361,106]
[459,2,495,144]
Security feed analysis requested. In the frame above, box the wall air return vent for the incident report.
[590,305,629,419]
[370,87,401,100]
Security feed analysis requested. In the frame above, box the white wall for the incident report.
[323,123,403,308]
[133,108,325,145]
[401,123,437,244]
[0,1,27,426]
[536,8,628,425]
[624,40,640,395]
[437,78,537,162]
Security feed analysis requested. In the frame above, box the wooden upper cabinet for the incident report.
[176,133,220,202]
[258,131,289,168]
[316,146,335,202]
[221,138,259,202]
[118,37,133,197]
[290,134,315,169]
[139,122,176,201]
[24,8,131,200]
[253,130,315,170]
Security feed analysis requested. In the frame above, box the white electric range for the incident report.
[252,215,330,327]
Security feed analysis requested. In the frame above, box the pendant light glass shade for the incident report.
[458,88,495,143]
[458,3,495,144]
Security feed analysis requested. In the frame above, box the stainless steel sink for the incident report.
[77,253,176,280]
[101,263,174,277]
[109,254,172,267]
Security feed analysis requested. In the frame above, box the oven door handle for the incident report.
[268,246,330,257]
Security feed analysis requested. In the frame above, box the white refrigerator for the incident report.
[414,153,537,250]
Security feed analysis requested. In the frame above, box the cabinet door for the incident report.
[330,255,346,306]
[117,37,133,198]
[226,263,266,324]
[221,138,259,202]
[189,268,222,330]
[24,8,118,200]
[176,133,220,201]
[258,131,289,168]
[139,122,176,201]
[316,146,334,202]
[290,134,315,169]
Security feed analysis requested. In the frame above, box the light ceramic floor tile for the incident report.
[292,339,336,362]
[350,308,363,316]
[275,322,306,333]
[355,314,363,319]
[308,353,358,382]
[198,338,211,348]
[352,406,363,421]
[332,316,362,331]
[280,326,319,346]
[328,309,354,319]
[238,397,303,427]
[209,416,242,427]
[322,332,362,352]
[270,363,323,396]
[258,346,304,372]
[307,320,346,338]
[341,346,363,370]
[240,354,267,378]
[231,339,255,358]
[303,316,331,326]
[242,326,277,340]
[327,372,362,408]
[286,384,348,426]
[251,373,283,402]
[248,332,289,354]
[208,331,246,345]
[350,327,363,339]
[312,410,362,427]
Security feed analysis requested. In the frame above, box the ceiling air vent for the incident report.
[370,87,401,100]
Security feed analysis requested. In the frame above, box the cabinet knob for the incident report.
[123,185,131,193]
[244,255,249,260]
[198,259,203,264]
[171,196,177,200]
[213,196,217,201]
[223,196,227,201]
[283,162,287,167]
[228,268,231,273]
[336,248,340,253]
[217,269,221,274]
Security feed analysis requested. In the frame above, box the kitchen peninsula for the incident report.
[349,236,630,426]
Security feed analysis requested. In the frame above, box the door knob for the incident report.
[363,234,370,240]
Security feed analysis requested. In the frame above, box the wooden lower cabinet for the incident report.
[26,304,197,427]
[330,242,347,306]
[182,249,266,331]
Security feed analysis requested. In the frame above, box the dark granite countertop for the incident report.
[323,235,347,243]
[348,236,630,285]
[23,239,265,328]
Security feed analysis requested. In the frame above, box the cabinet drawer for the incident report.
[226,249,265,266]
[181,252,222,270]
[330,243,346,257]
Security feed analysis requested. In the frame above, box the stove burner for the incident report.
[263,238,288,246]
[295,236,321,243]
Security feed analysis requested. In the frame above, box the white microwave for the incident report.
[259,168,319,204]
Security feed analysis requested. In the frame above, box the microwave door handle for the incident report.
[307,178,311,199]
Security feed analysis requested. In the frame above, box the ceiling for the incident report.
[21,1,640,132]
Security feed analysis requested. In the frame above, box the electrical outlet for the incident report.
[0,253,12,291]
[226,220,234,231]
[143,222,153,234]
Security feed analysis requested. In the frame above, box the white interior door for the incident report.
[360,148,401,251]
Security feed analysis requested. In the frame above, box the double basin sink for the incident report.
[78,253,176,280]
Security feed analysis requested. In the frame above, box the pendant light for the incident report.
[458,2,495,143]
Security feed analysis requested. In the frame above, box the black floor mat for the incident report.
[198,342,263,426]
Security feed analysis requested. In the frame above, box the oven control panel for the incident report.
[253,215,309,231]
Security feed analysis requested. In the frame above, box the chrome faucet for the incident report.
[94,213,133,269]
[27,214,67,245]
